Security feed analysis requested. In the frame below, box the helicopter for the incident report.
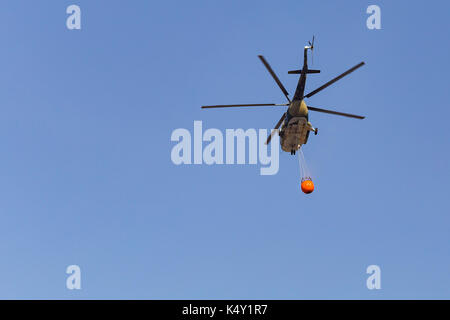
[201,37,366,155]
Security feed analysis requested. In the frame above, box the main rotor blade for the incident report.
[308,106,365,119]
[304,62,365,98]
[266,113,286,145]
[202,103,288,109]
[258,55,291,103]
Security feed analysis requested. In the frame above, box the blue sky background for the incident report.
[0,0,448,299]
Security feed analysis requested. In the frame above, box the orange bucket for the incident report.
[301,178,314,194]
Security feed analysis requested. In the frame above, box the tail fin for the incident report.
[288,69,320,74]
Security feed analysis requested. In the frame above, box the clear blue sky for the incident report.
[0,0,448,299]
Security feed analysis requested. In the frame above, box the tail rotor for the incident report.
[308,36,315,65]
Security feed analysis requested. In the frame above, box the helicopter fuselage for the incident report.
[279,46,316,154]
[279,100,315,153]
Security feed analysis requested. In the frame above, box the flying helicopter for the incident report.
[201,37,366,155]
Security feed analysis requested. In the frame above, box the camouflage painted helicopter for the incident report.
[202,37,365,155]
